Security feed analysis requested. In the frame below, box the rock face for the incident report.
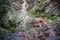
[33,17,56,40]
[13,0,60,15]
[6,0,60,40]
[44,0,60,15]
[6,17,57,40]
[12,0,35,11]
[12,0,23,10]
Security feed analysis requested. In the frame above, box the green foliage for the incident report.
[0,0,18,40]
[0,0,18,32]
[0,0,13,32]
[0,0,12,14]
[0,29,7,40]
[4,19,17,32]
[28,6,38,17]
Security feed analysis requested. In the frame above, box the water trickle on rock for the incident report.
[16,0,32,32]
